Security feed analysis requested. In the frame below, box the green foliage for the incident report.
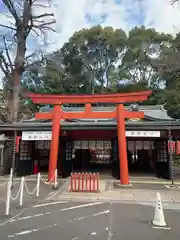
[120,26,172,85]
[61,25,127,92]
[19,25,180,120]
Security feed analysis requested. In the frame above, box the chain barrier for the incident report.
[6,178,22,215]
[24,180,37,195]
[0,169,14,205]
[1,168,13,188]
[5,169,58,215]
[10,183,21,201]
[39,169,57,184]
[2,177,10,188]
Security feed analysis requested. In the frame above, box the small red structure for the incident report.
[70,172,99,193]
[28,90,152,185]
[16,136,21,153]
[33,160,39,174]
[177,141,180,155]
[168,140,176,153]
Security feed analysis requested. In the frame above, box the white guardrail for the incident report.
[5,169,58,216]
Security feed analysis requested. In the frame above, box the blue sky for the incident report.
[0,0,180,52]
[0,0,180,81]
[40,0,180,53]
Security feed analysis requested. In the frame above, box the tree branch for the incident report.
[0,51,11,73]
[171,0,179,4]
[3,36,13,72]
[23,0,32,27]
[33,13,54,19]
[0,24,16,31]
[0,54,9,78]
[2,0,21,25]
[33,20,56,32]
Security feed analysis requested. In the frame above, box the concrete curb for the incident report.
[0,178,180,184]
[130,180,180,184]
[53,197,180,205]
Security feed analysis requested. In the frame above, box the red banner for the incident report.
[168,141,176,153]
[16,136,21,153]
[177,141,180,155]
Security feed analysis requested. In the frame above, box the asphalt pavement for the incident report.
[0,179,180,239]
[0,200,179,240]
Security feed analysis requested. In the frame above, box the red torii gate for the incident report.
[28,90,152,185]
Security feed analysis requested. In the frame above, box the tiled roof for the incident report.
[38,105,172,121]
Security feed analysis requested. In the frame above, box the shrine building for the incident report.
[0,90,180,185]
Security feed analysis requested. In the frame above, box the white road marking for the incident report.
[91,232,96,235]
[8,229,38,238]
[46,191,59,200]
[61,202,103,211]
[93,210,110,216]
[8,210,109,238]
[48,192,54,196]
[10,212,51,222]
[0,208,27,227]
[33,201,68,208]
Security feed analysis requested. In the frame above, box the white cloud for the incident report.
[46,0,180,53]
[0,0,180,82]
[142,0,180,34]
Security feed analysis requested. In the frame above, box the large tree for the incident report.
[0,0,56,122]
[118,26,172,87]
[153,31,180,118]
[61,26,127,93]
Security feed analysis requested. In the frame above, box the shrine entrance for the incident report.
[127,140,156,174]
[28,90,152,185]
[72,140,112,174]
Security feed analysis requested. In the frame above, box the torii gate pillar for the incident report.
[117,104,129,184]
[48,105,61,181]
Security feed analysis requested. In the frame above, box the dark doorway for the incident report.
[127,149,156,174]
[72,140,112,174]
[127,140,157,175]
[73,149,91,172]
[155,140,170,179]
[33,141,50,173]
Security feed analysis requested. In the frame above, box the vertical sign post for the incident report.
[168,127,174,185]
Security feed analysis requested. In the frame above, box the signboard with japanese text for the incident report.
[126,131,160,138]
[22,131,52,141]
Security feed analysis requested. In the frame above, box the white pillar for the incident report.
[19,177,24,207]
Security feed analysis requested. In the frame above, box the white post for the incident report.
[19,177,24,207]
[9,168,13,182]
[9,168,13,189]
[54,169,58,189]
[36,173,40,197]
[5,179,11,215]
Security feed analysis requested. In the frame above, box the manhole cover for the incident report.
[165,185,180,189]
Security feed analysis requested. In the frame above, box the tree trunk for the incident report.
[12,70,21,122]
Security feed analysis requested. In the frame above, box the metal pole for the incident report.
[11,130,17,188]
[0,147,4,175]
[168,128,174,185]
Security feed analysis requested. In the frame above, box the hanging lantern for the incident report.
[16,136,21,153]
[168,140,175,153]
[176,141,180,155]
